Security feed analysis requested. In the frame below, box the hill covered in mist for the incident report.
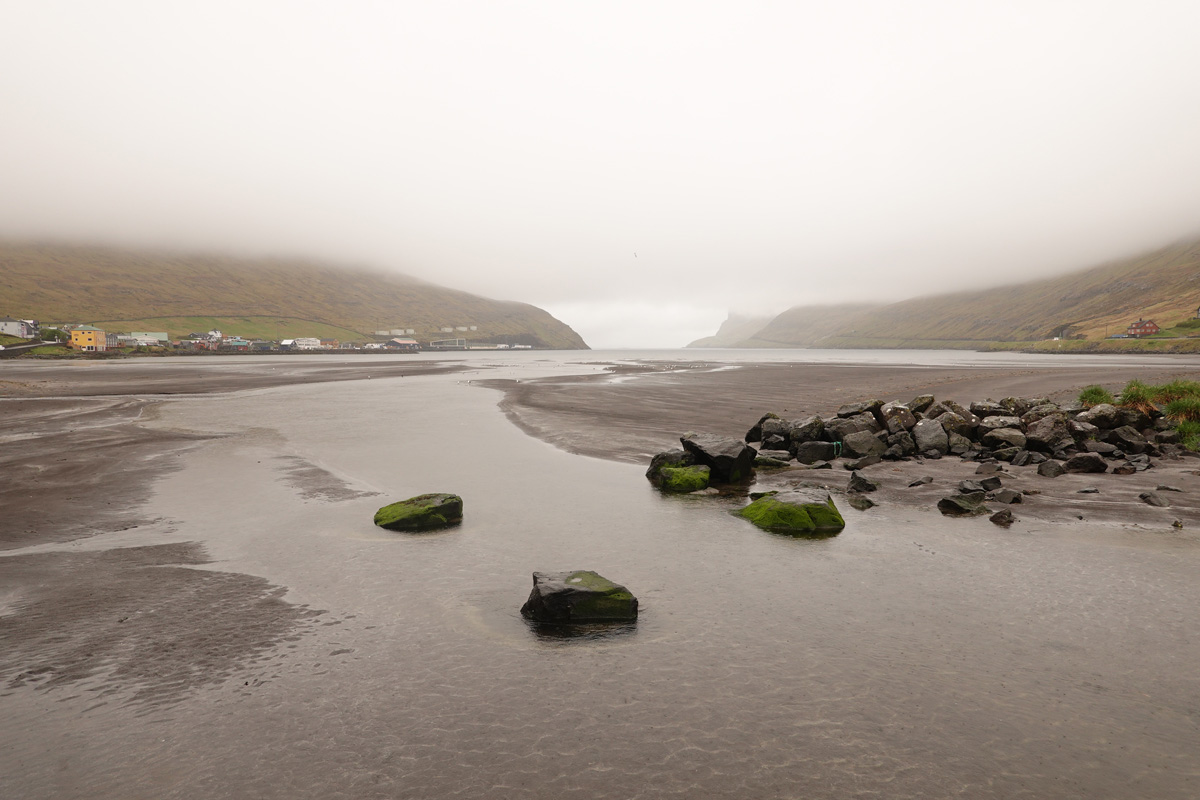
[0,242,588,348]
[689,238,1200,349]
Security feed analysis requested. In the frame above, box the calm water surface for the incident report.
[4,350,1199,798]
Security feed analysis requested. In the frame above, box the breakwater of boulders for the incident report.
[647,394,1194,530]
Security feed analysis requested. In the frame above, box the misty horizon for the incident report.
[4,2,1200,347]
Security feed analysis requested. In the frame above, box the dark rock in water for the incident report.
[938,493,990,516]
[681,433,755,483]
[912,418,949,455]
[754,453,791,469]
[1037,461,1066,478]
[1010,450,1033,467]
[841,430,887,459]
[374,493,463,532]
[992,488,1023,504]
[658,465,712,493]
[909,394,936,414]
[976,462,1004,475]
[989,509,1015,527]
[1063,453,1108,474]
[1077,487,1100,493]
[745,412,779,443]
[1076,403,1121,429]
[882,445,907,460]
[735,489,846,535]
[1139,491,1170,508]
[982,427,1027,450]
[1156,484,1183,492]
[646,448,697,487]
[980,476,1003,491]
[921,449,944,459]
[806,461,834,470]
[837,399,883,419]
[1112,463,1137,475]
[848,471,879,493]
[958,480,985,494]
[844,454,882,470]
[847,494,876,511]
[793,440,839,464]
[520,571,638,624]
[909,475,934,487]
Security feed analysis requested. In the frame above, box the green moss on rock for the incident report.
[520,571,639,623]
[373,493,463,532]
[659,465,710,493]
[736,489,845,536]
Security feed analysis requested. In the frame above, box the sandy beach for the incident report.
[4,352,1200,799]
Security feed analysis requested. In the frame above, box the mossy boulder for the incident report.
[735,489,846,536]
[373,493,463,532]
[680,433,756,483]
[520,571,638,624]
[658,465,711,493]
[645,448,696,487]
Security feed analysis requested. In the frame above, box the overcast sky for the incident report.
[4,2,1200,347]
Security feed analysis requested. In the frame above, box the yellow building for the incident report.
[69,326,107,351]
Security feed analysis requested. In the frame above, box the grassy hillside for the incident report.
[693,237,1200,349]
[0,242,588,348]
[825,238,1200,345]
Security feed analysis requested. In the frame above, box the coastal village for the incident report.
[0,317,537,354]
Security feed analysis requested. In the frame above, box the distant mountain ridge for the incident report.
[688,237,1200,348]
[0,241,588,348]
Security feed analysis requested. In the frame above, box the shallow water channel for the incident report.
[5,352,1200,798]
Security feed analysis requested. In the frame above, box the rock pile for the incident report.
[742,397,1180,474]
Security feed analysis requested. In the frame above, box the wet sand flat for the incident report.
[3,353,1200,799]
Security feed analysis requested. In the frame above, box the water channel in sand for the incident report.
[3,350,1200,798]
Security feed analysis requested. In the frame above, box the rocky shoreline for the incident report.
[648,391,1200,532]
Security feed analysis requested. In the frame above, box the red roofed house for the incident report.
[1126,319,1160,338]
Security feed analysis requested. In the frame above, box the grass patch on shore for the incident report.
[1078,378,1200,450]
[1078,385,1115,407]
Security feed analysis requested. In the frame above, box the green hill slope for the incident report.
[0,242,588,348]
[692,237,1200,349]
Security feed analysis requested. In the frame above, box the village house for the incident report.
[1126,318,1160,338]
[0,317,39,339]
[383,337,421,351]
[69,326,107,351]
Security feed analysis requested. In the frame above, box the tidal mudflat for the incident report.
[3,351,1199,799]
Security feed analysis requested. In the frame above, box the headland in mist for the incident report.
[692,237,1200,352]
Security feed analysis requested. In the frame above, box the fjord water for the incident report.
[8,351,1200,798]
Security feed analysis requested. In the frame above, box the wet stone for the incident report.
[520,571,638,624]
[1139,491,1170,508]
